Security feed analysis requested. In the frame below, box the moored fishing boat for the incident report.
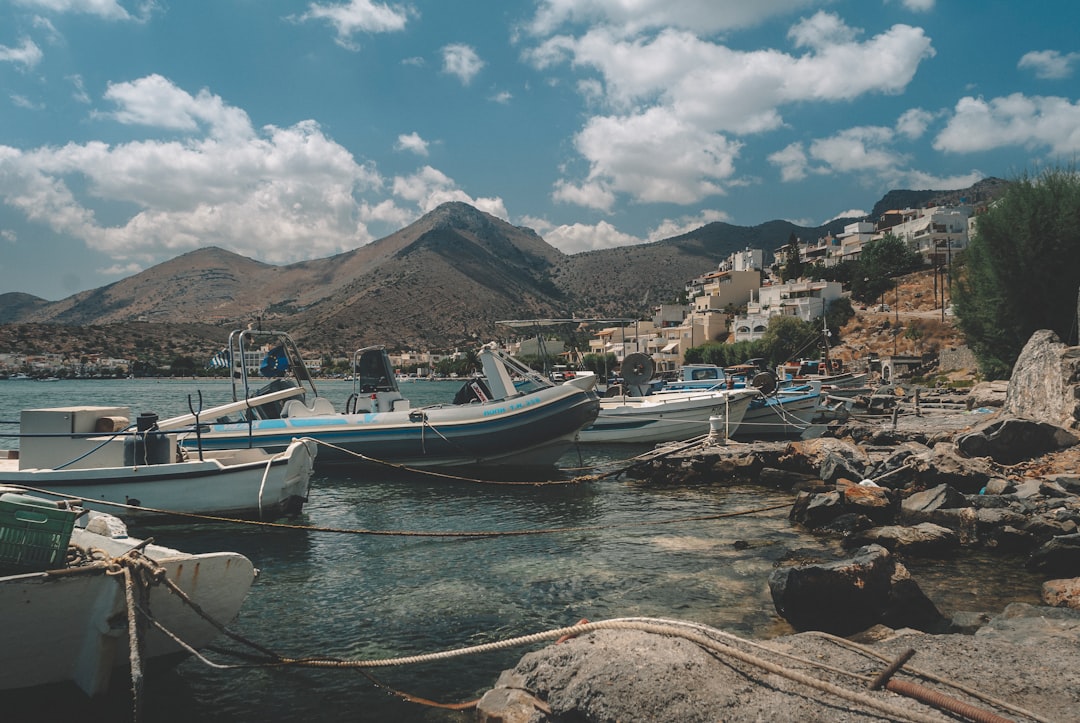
[731,383,823,439]
[578,353,755,444]
[0,490,256,696]
[0,405,315,519]
[166,329,600,469]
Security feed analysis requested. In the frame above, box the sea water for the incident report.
[0,378,1043,721]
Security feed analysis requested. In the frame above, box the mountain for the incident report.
[0,179,1008,353]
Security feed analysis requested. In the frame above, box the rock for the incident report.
[1042,578,1080,609]
[1003,329,1080,431]
[982,477,1014,495]
[910,443,992,493]
[839,482,894,524]
[484,606,1080,723]
[900,483,970,517]
[767,544,945,635]
[845,522,960,556]
[778,437,870,478]
[948,610,993,634]
[954,416,1078,464]
[966,380,1008,410]
[1027,533,1080,576]
[788,490,844,528]
[476,683,549,723]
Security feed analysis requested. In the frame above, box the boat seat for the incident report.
[282,397,336,418]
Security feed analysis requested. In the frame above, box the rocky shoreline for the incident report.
[477,331,1080,722]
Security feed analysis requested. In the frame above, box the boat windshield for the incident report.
[352,348,398,394]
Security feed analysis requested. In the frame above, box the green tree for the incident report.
[761,316,820,366]
[780,233,804,282]
[855,233,922,304]
[824,297,855,342]
[954,167,1080,378]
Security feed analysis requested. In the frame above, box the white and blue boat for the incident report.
[163,329,600,470]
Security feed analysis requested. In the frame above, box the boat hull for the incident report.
[0,524,255,696]
[0,438,316,519]
[183,385,600,469]
[578,390,753,444]
[731,391,822,439]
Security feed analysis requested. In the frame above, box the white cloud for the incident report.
[391,165,507,219]
[101,75,254,141]
[647,209,728,242]
[829,209,867,222]
[441,44,484,85]
[552,178,616,212]
[1018,50,1080,80]
[530,12,934,208]
[1,229,16,243]
[809,126,902,173]
[394,132,429,156]
[12,0,140,21]
[0,76,395,272]
[934,93,1080,155]
[0,38,43,69]
[899,0,934,11]
[568,107,741,207]
[490,90,513,104]
[298,0,411,50]
[768,143,811,182]
[542,219,644,253]
[769,123,983,193]
[895,107,934,139]
[527,0,821,38]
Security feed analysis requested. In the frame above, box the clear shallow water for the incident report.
[0,378,1044,721]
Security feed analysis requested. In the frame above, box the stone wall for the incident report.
[939,345,976,372]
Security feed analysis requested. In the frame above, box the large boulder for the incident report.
[1003,329,1080,431]
[954,416,1077,464]
[768,544,945,635]
[966,380,1009,410]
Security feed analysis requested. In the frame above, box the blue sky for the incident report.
[1,1,1078,301]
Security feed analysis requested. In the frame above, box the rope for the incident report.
[64,547,1033,722]
[310,439,590,486]
[173,618,983,723]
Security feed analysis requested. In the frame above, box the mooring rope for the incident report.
[62,537,1036,723]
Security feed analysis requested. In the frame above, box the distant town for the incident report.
[0,200,973,381]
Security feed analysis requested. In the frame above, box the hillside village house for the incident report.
[731,280,844,343]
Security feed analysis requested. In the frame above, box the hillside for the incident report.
[0,178,1007,354]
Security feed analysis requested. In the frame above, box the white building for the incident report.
[731,280,843,342]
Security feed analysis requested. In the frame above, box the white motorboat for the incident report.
[166,329,600,470]
[0,406,315,519]
[0,491,256,696]
[579,387,755,444]
[577,354,755,444]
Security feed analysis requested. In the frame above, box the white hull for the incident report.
[578,389,754,444]
[0,438,316,519]
[0,511,255,696]
[731,392,821,439]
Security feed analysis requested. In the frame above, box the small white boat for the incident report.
[0,405,316,519]
[578,386,756,444]
[0,491,256,696]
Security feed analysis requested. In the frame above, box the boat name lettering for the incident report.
[482,396,542,416]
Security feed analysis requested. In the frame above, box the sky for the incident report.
[1,1,1078,301]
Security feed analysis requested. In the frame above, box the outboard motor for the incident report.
[124,412,172,465]
[453,378,492,405]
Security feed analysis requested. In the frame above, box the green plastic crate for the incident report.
[0,493,77,573]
